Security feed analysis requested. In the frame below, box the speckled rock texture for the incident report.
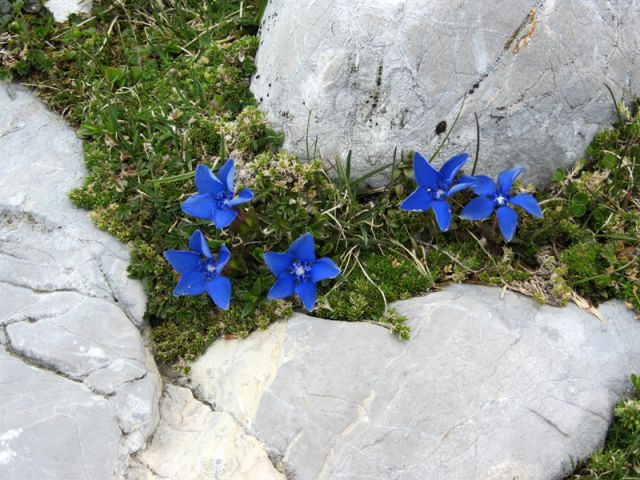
[251,0,640,186]
[45,0,91,22]
[187,285,640,480]
[0,84,160,479]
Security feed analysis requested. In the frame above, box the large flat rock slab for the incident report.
[0,84,159,479]
[252,0,640,186]
[187,285,640,480]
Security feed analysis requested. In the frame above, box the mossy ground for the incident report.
[2,0,638,371]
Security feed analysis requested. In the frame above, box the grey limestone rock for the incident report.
[188,284,640,480]
[0,345,122,480]
[0,84,160,479]
[251,0,640,186]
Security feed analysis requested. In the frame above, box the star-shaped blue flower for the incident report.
[400,152,473,231]
[181,159,254,229]
[164,230,232,310]
[264,233,341,311]
[460,166,543,242]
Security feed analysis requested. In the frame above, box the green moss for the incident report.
[318,253,436,323]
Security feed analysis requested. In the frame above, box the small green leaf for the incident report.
[78,123,102,138]
[130,66,142,83]
[572,192,590,205]
[553,168,566,182]
[599,153,617,170]
[592,207,608,228]
[103,66,126,88]
[570,203,587,217]
[241,301,255,318]
[600,244,618,266]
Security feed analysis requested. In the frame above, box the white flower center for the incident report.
[206,264,216,273]
[496,195,507,205]
[435,189,446,199]
[294,265,305,277]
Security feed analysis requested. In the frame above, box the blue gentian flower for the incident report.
[181,159,254,229]
[400,152,473,231]
[164,230,232,310]
[460,166,543,242]
[264,233,341,311]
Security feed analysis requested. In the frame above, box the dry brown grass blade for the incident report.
[571,291,605,323]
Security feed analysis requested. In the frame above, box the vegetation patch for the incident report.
[2,0,638,371]
[571,375,640,479]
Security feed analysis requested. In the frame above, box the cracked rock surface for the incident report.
[128,384,285,480]
[252,0,640,186]
[187,284,640,480]
[0,84,160,479]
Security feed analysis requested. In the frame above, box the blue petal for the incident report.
[439,153,469,186]
[310,257,341,282]
[268,274,296,299]
[400,188,432,212]
[508,193,542,218]
[457,175,475,184]
[470,175,497,196]
[497,167,524,195]
[164,250,201,275]
[195,164,224,195]
[206,275,232,310]
[288,233,316,262]
[181,193,214,220]
[229,188,254,207]
[295,280,317,311]
[497,206,519,242]
[413,152,439,188]
[173,269,206,296]
[217,159,235,192]
[460,197,495,220]
[431,200,452,232]
[447,179,474,196]
[216,244,231,273]
[188,230,211,258]
[213,206,238,229]
[264,252,295,276]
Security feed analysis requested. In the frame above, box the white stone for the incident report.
[129,384,284,480]
[252,0,640,186]
[187,285,640,480]
[45,0,91,22]
[188,319,288,426]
